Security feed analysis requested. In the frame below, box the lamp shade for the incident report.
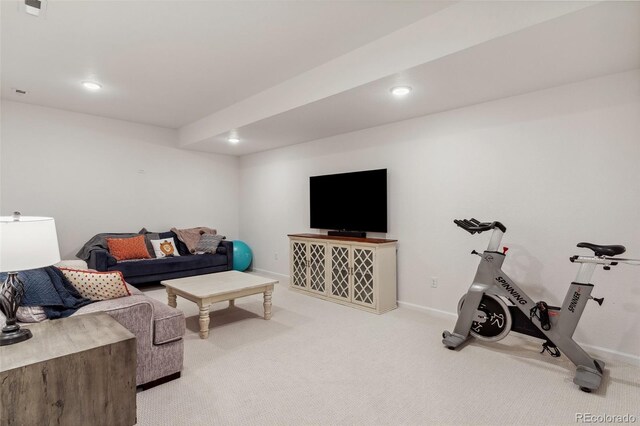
[0,216,61,272]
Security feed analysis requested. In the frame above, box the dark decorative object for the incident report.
[0,273,32,345]
[0,212,60,346]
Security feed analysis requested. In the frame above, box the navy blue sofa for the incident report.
[88,231,233,285]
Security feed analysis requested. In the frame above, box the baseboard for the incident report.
[398,301,639,366]
[397,300,457,319]
[250,268,290,284]
[578,343,640,367]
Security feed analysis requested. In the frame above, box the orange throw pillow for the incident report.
[106,235,151,261]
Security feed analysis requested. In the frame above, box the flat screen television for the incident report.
[310,169,387,233]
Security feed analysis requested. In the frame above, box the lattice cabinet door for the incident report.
[307,242,327,294]
[291,240,308,289]
[328,243,351,301]
[351,246,376,308]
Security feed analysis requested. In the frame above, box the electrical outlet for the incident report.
[274,252,279,261]
[431,277,438,288]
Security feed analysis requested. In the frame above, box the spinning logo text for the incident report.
[568,288,581,313]
[495,276,527,305]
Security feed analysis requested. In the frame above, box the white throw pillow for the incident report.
[55,259,89,269]
[17,306,48,323]
[150,238,181,258]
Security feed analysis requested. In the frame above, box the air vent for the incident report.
[25,0,42,16]
[12,88,27,96]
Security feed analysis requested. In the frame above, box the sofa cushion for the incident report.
[72,291,185,345]
[112,253,228,278]
[55,259,89,269]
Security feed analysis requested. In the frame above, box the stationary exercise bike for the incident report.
[442,218,639,392]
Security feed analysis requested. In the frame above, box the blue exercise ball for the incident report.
[232,240,253,272]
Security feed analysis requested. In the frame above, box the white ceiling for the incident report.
[194,1,640,155]
[0,0,450,128]
[2,1,639,156]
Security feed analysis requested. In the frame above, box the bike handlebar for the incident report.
[454,218,507,234]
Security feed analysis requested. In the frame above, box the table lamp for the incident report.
[0,212,61,346]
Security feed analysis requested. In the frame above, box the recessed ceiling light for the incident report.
[228,137,240,144]
[82,81,102,91]
[390,86,412,97]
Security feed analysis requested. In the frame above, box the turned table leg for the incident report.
[263,289,272,320]
[167,289,177,308]
[199,305,211,339]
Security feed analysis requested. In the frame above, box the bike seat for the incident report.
[577,242,626,257]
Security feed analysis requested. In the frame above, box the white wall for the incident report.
[0,101,239,259]
[239,70,640,359]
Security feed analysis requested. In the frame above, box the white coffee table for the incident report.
[161,271,277,339]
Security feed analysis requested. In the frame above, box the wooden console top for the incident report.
[288,233,397,244]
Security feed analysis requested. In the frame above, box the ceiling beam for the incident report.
[179,1,596,151]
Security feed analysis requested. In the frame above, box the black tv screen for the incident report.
[310,169,387,233]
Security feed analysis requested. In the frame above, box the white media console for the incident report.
[288,234,397,314]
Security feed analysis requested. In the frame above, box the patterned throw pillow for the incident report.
[150,238,181,258]
[106,235,151,261]
[194,234,225,254]
[58,268,131,301]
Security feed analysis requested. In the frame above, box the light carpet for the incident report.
[137,275,639,425]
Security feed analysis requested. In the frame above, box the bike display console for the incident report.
[288,234,397,314]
